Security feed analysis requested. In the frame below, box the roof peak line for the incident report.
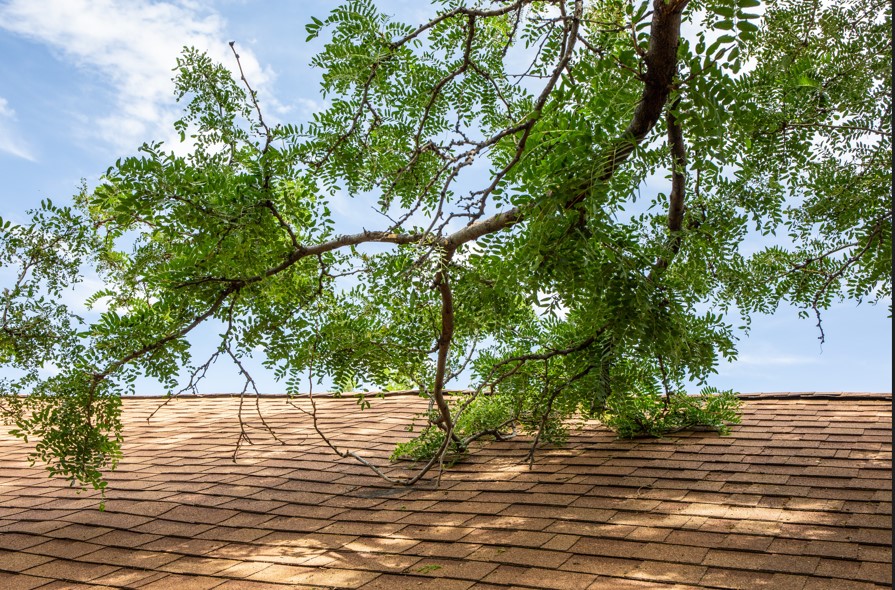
[119,390,893,400]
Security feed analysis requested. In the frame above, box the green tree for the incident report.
[1,0,890,491]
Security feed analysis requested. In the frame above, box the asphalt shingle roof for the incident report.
[0,393,891,589]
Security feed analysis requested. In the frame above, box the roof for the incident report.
[0,393,891,590]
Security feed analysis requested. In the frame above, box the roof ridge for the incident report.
[738,391,892,400]
[121,390,892,400]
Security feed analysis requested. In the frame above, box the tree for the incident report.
[1,0,890,493]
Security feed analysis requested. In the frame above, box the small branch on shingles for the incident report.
[226,346,286,462]
[460,418,518,447]
[525,361,597,466]
[284,331,457,486]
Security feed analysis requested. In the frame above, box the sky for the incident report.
[0,0,890,395]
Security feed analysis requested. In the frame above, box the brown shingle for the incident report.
[483,564,597,589]
[21,559,119,582]
[0,572,55,590]
[0,549,53,572]
[357,573,473,590]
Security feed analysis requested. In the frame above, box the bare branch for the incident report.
[229,42,271,146]
[226,346,285,460]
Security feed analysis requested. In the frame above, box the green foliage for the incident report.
[601,386,742,439]
[7,379,122,497]
[2,0,889,491]
[391,394,516,462]
[391,424,448,462]
[456,394,516,440]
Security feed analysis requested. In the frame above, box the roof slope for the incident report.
[0,394,891,590]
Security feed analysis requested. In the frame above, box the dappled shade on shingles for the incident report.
[0,393,891,589]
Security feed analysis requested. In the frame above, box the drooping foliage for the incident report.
[1,0,890,490]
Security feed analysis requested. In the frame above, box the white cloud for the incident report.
[0,97,14,118]
[0,0,275,152]
[0,96,36,161]
[292,97,326,118]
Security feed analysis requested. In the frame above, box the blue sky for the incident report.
[0,1,890,395]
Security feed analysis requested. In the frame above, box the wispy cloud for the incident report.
[0,0,275,152]
[0,96,36,161]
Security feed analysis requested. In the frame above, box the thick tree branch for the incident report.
[594,0,686,184]
[653,98,687,276]
[429,251,456,432]
[665,107,686,236]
